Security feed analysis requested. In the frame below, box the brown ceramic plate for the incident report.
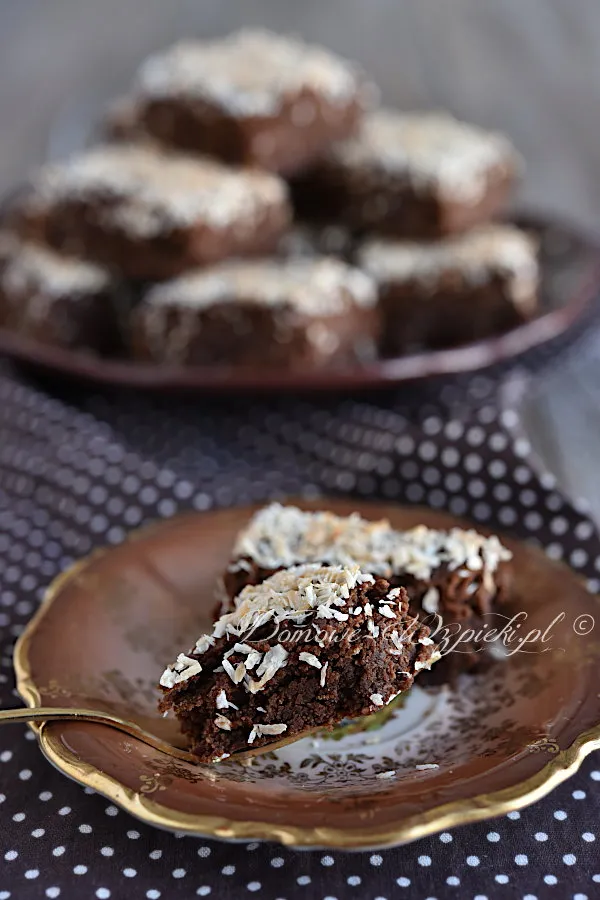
[1,217,599,392]
[14,500,600,849]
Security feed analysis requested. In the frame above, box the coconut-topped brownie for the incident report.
[131,257,379,367]
[111,29,374,174]
[159,563,437,762]
[221,504,513,678]
[16,144,291,280]
[0,233,125,355]
[357,224,539,354]
[292,110,520,238]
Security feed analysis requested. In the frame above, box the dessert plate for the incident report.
[1,218,598,392]
[14,500,600,849]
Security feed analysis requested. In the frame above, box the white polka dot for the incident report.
[32,828,45,838]
[101,847,114,857]
[321,855,335,867]
[196,889,211,897]
[347,876,361,886]
[573,790,586,800]
[396,878,410,887]
[522,895,536,900]
[582,832,596,842]
[25,869,39,879]
[591,771,600,781]
[45,890,60,899]
[439,832,453,843]
[18,768,31,780]
[297,876,310,886]
[74,866,88,875]
[58,806,71,815]
[127,830,140,839]
[495,875,509,884]
[79,824,92,834]
[515,854,528,865]
[105,805,118,816]
[554,809,568,820]
[487,832,500,842]
[535,832,548,841]
[52,847,65,857]
[123,868,137,878]
[149,850,162,860]
[544,875,558,885]
[222,866,236,876]
[12,812,25,822]
[0,750,12,762]
[39,791,52,801]
[573,894,588,900]
[563,854,576,865]
[418,855,431,866]
[271,858,285,868]
[247,884,261,893]
[370,854,382,866]
[446,876,460,885]
[197,847,211,858]
[507,810,521,820]
[172,869,186,879]
[146,892,161,900]
[466,856,480,866]
[4,851,17,861]
[96,891,111,899]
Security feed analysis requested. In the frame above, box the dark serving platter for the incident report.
[0,216,598,392]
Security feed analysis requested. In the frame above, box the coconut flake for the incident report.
[319,661,329,687]
[299,651,322,669]
[215,714,232,731]
[370,693,384,707]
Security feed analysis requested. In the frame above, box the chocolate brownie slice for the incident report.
[0,233,125,355]
[15,145,291,280]
[159,563,437,762]
[356,224,539,355]
[292,110,519,238]
[221,504,513,680]
[131,257,379,368]
[107,29,375,175]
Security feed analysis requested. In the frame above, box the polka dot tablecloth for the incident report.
[0,351,600,900]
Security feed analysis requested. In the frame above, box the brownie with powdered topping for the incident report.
[292,110,519,239]
[220,504,513,680]
[14,144,291,281]
[131,256,379,368]
[159,563,437,762]
[104,30,375,175]
[0,233,125,355]
[356,224,539,354]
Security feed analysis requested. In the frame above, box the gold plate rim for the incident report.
[12,512,600,850]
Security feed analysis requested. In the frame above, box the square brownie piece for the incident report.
[159,563,437,762]
[110,29,374,175]
[131,256,379,368]
[15,145,291,281]
[356,223,539,355]
[0,233,125,355]
[292,110,520,238]
[221,504,513,681]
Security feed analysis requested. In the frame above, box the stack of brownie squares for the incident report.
[0,29,539,367]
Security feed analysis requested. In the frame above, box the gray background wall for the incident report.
[0,0,598,231]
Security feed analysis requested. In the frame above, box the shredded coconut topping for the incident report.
[370,693,384,707]
[247,722,287,744]
[27,144,288,239]
[160,653,202,688]
[299,651,322,669]
[214,714,232,731]
[230,503,512,586]
[329,110,519,203]
[135,29,364,118]
[144,256,376,315]
[0,235,111,300]
[358,224,538,314]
